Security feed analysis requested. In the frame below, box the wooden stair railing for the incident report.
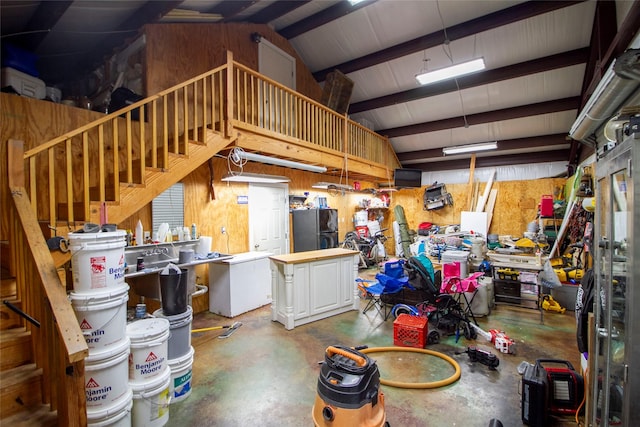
[5,140,89,426]
[22,61,229,228]
[21,51,400,230]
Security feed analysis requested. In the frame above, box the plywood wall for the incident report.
[144,23,323,102]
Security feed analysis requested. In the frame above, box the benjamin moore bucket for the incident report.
[126,318,170,384]
[70,285,129,353]
[85,337,131,410]
[69,230,126,293]
[152,305,193,360]
[86,389,133,427]
[168,346,195,404]
[131,366,171,427]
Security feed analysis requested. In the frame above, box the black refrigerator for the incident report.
[292,209,338,252]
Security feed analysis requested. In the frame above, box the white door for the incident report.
[258,39,296,132]
[259,38,296,90]
[248,183,289,255]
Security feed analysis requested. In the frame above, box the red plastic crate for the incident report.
[393,314,427,348]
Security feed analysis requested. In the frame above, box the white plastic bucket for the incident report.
[152,306,193,360]
[87,389,133,427]
[127,318,170,384]
[354,210,368,226]
[69,230,126,293]
[131,366,171,427]
[70,285,129,354]
[85,337,130,410]
[168,346,194,404]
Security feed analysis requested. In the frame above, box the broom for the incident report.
[191,321,242,339]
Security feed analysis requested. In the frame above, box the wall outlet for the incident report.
[221,226,226,234]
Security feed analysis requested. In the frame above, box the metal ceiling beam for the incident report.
[19,1,73,52]
[569,0,640,169]
[579,0,618,105]
[279,0,377,39]
[396,134,569,162]
[312,1,585,82]
[379,97,581,138]
[408,149,570,172]
[236,1,311,24]
[46,1,183,84]
[349,48,589,114]
[210,1,259,21]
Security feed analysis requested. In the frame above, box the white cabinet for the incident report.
[209,252,272,317]
[270,248,359,330]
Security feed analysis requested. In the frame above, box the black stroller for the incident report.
[382,255,478,340]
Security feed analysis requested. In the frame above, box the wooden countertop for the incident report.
[269,248,359,264]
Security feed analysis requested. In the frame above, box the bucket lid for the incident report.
[130,366,171,393]
[69,284,129,304]
[168,346,195,366]
[86,388,133,421]
[86,337,131,364]
[152,305,193,322]
[127,318,170,342]
[68,229,126,242]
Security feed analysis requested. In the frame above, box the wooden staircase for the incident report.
[0,273,57,426]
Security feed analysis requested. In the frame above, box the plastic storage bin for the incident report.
[1,67,45,99]
[441,250,469,278]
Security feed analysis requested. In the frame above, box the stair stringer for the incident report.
[90,131,233,225]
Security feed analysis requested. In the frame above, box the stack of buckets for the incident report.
[126,317,171,426]
[153,267,195,405]
[68,230,133,426]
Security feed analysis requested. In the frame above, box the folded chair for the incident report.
[440,261,484,326]
[356,273,409,320]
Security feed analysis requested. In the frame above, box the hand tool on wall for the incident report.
[191,321,242,339]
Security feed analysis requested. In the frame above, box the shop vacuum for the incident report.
[312,345,389,427]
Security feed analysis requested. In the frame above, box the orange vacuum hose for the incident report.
[360,346,461,389]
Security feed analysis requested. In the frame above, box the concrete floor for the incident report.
[167,281,582,427]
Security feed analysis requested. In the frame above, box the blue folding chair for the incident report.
[356,274,410,320]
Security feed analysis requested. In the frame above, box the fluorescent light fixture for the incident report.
[416,58,485,85]
[222,173,290,183]
[349,0,367,4]
[442,141,497,155]
[237,151,327,173]
[312,182,353,191]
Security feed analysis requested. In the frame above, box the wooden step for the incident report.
[0,363,44,419]
[0,328,32,370]
[0,403,57,427]
[1,277,16,299]
[1,299,24,330]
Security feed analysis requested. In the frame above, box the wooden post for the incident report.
[226,51,234,139]
[467,154,476,210]
[8,139,25,189]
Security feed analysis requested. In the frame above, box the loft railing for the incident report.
[20,51,399,228]
[7,140,88,426]
[230,61,398,168]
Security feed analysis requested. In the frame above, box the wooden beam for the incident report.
[467,154,476,211]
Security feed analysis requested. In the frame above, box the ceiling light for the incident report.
[237,151,327,173]
[442,141,497,155]
[222,173,290,183]
[416,58,485,85]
